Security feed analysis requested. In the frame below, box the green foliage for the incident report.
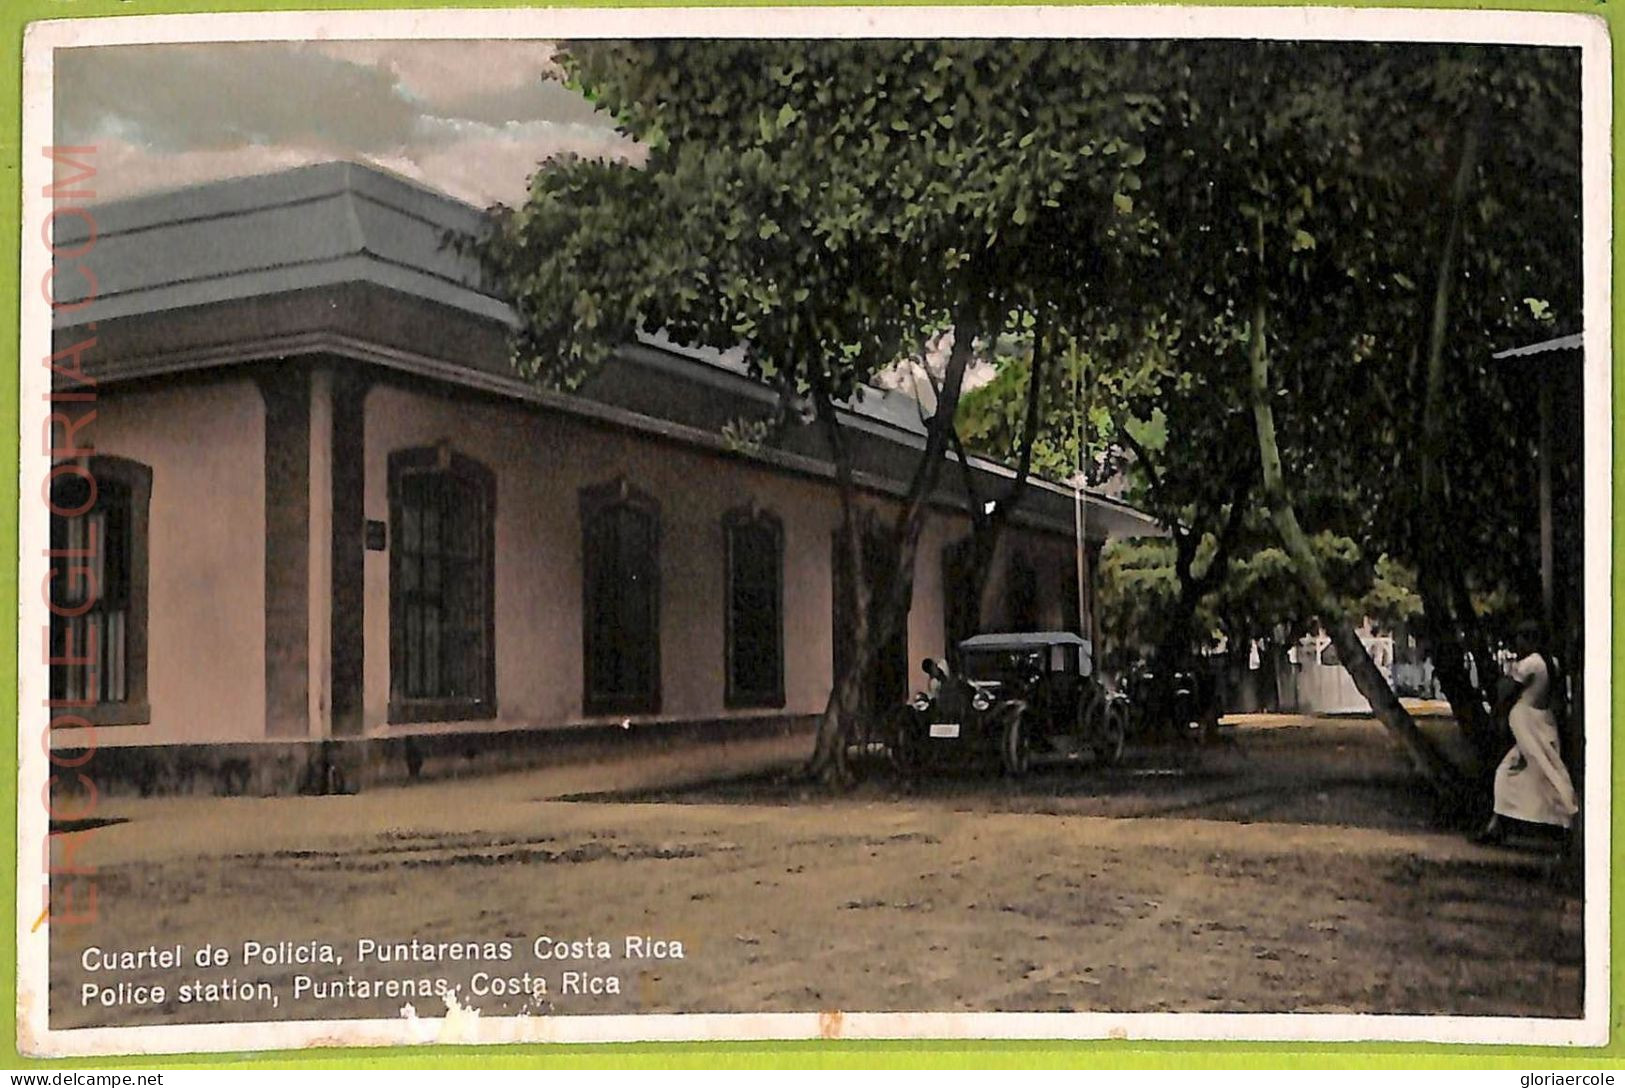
[1099,522,1388,657]
[485,40,1172,401]
[483,39,1579,684]
[720,416,774,456]
[1085,42,1578,664]
[1360,555,1425,630]
[1097,536,1181,657]
[955,340,1080,482]
[1137,43,1578,624]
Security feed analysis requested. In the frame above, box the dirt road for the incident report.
[47,719,1583,1028]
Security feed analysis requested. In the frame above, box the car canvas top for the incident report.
[957,631,1090,652]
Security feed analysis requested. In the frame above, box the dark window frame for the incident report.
[1007,548,1040,632]
[387,445,497,724]
[48,454,151,727]
[722,506,785,709]
[942,537,977,664]
[580,479,662,716]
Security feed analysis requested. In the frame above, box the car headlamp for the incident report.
[972,692,992,712]
[910,694,931,712]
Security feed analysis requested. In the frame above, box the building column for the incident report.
[308,368,334,738]
[1085,538,1104,659]
[329,369,370,736]
[257,364,311,738]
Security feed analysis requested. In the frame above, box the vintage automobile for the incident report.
[891,631,1129,777]
[1121,662,1221,743]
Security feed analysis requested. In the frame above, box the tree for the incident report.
[946,319,1140,638]
[1107,396,1254,683]
[482,40,1167,783]
[961,331,1259,727]
[1119,42,1580,800]
[1097,511,1392,700]
[1398,50,1582,776]
[485,40,1580,803]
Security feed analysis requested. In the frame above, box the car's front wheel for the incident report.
[1001,711,1032,778]
[1098,702,1128,768]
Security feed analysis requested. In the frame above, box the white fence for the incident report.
[1285,633,1396,714]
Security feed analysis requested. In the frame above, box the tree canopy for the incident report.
[483,40,1189,779]
[485,38,1583,795]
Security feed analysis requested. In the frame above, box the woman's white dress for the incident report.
[1493,653,1579,827]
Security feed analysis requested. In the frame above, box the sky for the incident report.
[54,40,639,206]
[51,39,987,401]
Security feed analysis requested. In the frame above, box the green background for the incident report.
[2,0,1619,1069]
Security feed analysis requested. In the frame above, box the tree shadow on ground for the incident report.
[558,718,1568,849]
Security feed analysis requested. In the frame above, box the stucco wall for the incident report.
[1019,529,1088,633]
[51,378,267,747]
[905,507,960,689]
[362,381,861,734]
[45,372,1093,750]
[357,381,1091,737]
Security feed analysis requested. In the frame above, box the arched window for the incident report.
[581,480,660,715]
[49,455,151,725]
[388,446,496,722]
[723,507,784,708]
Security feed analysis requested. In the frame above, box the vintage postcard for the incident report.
[12,4,1613,1061]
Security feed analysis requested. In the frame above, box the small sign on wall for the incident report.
[365,520,388,551]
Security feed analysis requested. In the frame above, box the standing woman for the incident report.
[1475,621,1579,844]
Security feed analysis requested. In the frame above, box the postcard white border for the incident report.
[16,4,1614,1057]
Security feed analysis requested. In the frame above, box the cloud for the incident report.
[69,137,346,203]
[53,40,634,206]
[873,332,999,415]
[56,44,420,154]
[308,40,606,128]
[406,121,645,206]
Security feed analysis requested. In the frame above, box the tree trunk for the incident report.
[1155,591,1199,677]
[1413,583,1497,770]
[807,383,870,786]
[807,314,982,786]
[873,315,982,654]
[1157,526,1200,654]
[1150,469,1250,730]
[1115,420,1252,690]
[1412,97,1491,767]
[956,315,1049,635]
[1246,294,1467,798]
[1446,564,1499,712]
